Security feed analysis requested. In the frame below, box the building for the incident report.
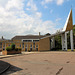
[0,9,74,52]
[0,33,51,52]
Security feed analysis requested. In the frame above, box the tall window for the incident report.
[30,44,32,51]
[20,44,21,47]
[36,45,38,48]
[25,44,27,48]
[36,44,38,51]
[22,43,24,49]
[25,44,27,51]
[33,42,35,48]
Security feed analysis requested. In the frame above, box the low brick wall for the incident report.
[2,50,21,55]
[2,51,7,55]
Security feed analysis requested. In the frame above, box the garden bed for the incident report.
[2,50,21,55]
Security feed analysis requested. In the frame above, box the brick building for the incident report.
[0,33,51,52]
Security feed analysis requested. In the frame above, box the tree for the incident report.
[11,43,15,50]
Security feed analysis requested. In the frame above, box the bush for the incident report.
[6,43,21,52]
[15,48,18,51]
[11,43,15,50]
[28,49,30,52]
[6,47,12,51]
[18,47,21,51]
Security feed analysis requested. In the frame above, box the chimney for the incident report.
[39,32,40,36]
[2,36,3,39]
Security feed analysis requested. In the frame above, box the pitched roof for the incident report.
[63,8,73,32]
[11,35,45,40]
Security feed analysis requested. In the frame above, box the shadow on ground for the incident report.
[2,65,23,75]
[0,60,10,74]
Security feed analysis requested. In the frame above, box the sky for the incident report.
[0,0,75,39]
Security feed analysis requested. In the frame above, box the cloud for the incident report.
[41,0,53,5]
[56,18,62,22]
[0,0,57,39]
[41,0,64,6]
[0,0,9,6]
[56,0,64,5]
[26,0,37,11]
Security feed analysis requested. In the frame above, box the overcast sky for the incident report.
[0,0,75,39]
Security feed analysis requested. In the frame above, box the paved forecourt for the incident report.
[0,51,75,75]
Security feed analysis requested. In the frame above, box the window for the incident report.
[30,44,32,51]
[33,40,39,42]
[25,44,28,51]
[36,45,38,48]
[28,40,32,42]
[25,44,27,48]
[23,40,32,42]
[33,42,35,48]
[36,45,38,51]
[20,44,21,47]
[22,43,24,48]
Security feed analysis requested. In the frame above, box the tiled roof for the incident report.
[11,35,46,40]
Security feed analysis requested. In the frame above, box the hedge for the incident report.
[6,47,12,51]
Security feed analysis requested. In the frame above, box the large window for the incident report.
[23,40,32,42]
[33,40,39,42]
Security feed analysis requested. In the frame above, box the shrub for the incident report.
[28,49,30,52]
[6,47,12,51]
[15,48,18,51]
[18,47,21,51]
[11,43,15,50]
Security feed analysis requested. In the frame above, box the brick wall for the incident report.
[39,37,50,51]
